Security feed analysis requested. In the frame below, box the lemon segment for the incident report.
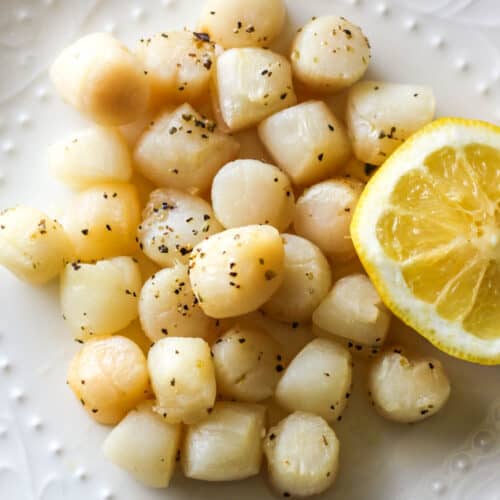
[351,118,500,364]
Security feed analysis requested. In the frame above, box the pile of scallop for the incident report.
[0,0,452,496]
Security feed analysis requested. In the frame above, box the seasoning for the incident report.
[193,32,210,42]
[265,270,277,280]
[276,364,284,372]
[280,92,288,100]
[364,163,377,176]
[169,126,178,135]
[81,229,89,235]
[328,124,335,131]
[318,153,324,161]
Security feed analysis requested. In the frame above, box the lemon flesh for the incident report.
[352,118,500,364]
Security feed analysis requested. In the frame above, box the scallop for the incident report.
[198,0,286,48]
[291,16,370,93]
[262,234,332,322]
[50,33,150,125]
[137,188,222,268]
[188,225,285,318]
[211,159,295,231]
[294,178,364,261]
[369,349,451,423]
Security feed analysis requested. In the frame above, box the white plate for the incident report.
[1,1,500,499]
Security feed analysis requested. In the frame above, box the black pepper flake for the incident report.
[374,86,379,90]
[229,271,238,277]
[112,192,117,198]
[429,362,435,369]
[238,338,246,344]
[344,207,351,212]
[273,177,278,182]
[201,134,209,139]
[72,262,81,271]
[328,124,335,131]
[265,270,277,281]
[158,244,169,254]
[276,364,284,372]
[286,191,291,197]
[186,217,194,223]
[280,92,288,100]
[277,355,282,361]
[193,32,211,42]
[207,407,213,414]
[161,33,168,38]
[169,126,178,135]
[80,398,85,406]
[337,415,342,422]
[283,493,290,498]
[291,321,299,329]
[237,21,242,29]
[81,229,89,235]
[178,86,185,91]
[203,58,212,70]
[324,372,330,377]
[230,262,236,269]
[355,345,363,351]
[420,409,429,415]
[364,163,378,176]
[348,342,354,348]
[259,258,265,265]
[162,328,168,335]
[318,153,324,161]
[106,224,112,231]
[414,93,419,97]
[269,433,276,441]
[343,28,352,37]
[246,25,255,33]
[379,131,386,139]
[261,69,269,75]
[91,408,98,413]
[170,378,176,386]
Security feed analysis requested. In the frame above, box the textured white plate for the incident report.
[1,1,500,499]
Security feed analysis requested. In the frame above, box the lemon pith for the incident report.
[351,117,500,365]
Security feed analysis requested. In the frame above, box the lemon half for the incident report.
[351,118,500,364]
